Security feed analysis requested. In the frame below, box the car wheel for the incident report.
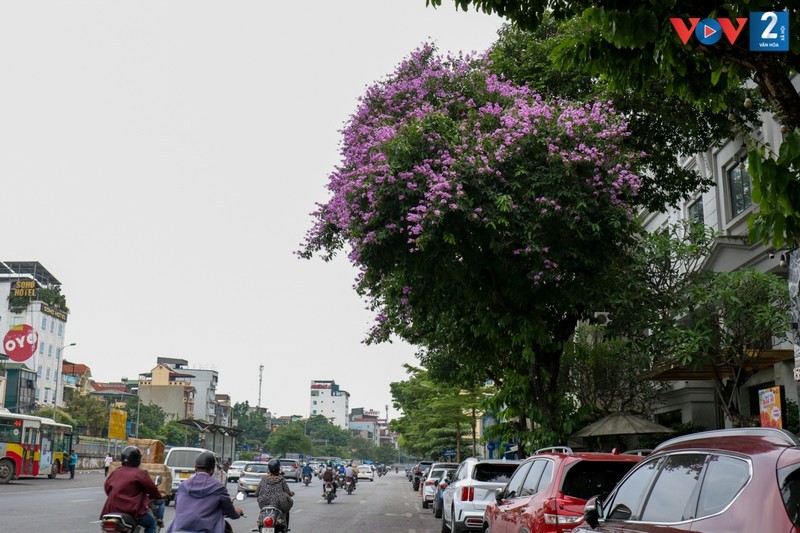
[434,502,442,519]
[422,499,429,509]
[441,510,449,533]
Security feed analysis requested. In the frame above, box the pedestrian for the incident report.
[68,449,78,479]
[104,452,113,477]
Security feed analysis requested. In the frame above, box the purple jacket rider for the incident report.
[166,471,241,533]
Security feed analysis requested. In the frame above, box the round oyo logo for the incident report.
[3,325,39,362]
[695,18,722,45]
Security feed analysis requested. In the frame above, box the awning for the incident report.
[641,349,794,381]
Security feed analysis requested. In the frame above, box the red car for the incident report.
[573,427,800,533]
[483,447,643,533]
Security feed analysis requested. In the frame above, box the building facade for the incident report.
[138,363,196,421]
[309,380,350,429]
[642,100,798,429]
[0,262,71,410]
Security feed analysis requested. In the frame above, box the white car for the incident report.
[441,458,521,532]
[421,463,459,509]
[226,460,249,483]
[357,464,375,481]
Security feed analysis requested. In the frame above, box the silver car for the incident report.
[279,459,302,482]
[441,458,522,532]
[237,462,271,494]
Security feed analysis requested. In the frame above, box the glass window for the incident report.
[39,343,45,355]
[519,460,547,497]
[641,453,706,522]
[696,455,749,518]
[780,463,800,528]
[606,457,664,520]
[474,463,520,483]
[48,345,53,357]
[58,323,63,336]
[50,320,54,333]
[563,461,639,501]
[41,317,47,329]
[728,165,752,218]
[537,461,554,492]
[688,198,704,222]
[37,365,42,378]
[46,368,51,380]
[504,461,532,499]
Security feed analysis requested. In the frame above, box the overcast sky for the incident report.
[0,2,503,420]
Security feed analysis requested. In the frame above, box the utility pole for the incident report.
[257,364,264,408]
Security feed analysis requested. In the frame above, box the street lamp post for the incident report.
[130,388,141,439]
[53,342,76,424]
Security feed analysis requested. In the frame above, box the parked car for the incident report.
[483,446,643,533]
[280,458,302,482]
[163,446,215,506]
[422,462,459,510]
[357,463,375,481]
[441,458,522,532]
[225,460,249,483]
[412,460,435,491]
[573,427,800,533]
[237,462,271,494]
[432,466,459,518]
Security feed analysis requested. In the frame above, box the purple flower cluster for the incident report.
[303,43,642,337]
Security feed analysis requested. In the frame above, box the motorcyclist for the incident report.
[344,463,355,491]
[351,462,360,487]
[321,461,337,496]
[256,459,295,529]
[166,451,244,533]
[101,446,165,533]
[301,462,314,481]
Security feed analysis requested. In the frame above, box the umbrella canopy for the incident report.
[571,412,675,438]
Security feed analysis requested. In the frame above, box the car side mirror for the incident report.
[495,487,504,503]
[154,475,162,486]
[584,496,602,528]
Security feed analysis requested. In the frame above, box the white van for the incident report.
[163,446,214,505]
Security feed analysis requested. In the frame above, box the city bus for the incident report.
[0,408,73,483]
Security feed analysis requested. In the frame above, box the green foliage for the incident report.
[231,401,271,449]
[266,423,313,456]
[162,421,191,447]
[66,394,109,437]
[123,402,166,439]
[390,365,485,460]
[432,0,800,245]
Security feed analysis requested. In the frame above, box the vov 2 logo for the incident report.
[670,11,789,51]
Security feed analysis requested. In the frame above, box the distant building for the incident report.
[61,361,93,403]
[138,363,196,421]
[157,357,219,423]
[0,261,71,408]
[0,361,36,414]
[309,380,350,429]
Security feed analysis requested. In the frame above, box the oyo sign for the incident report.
[3,325,39,362]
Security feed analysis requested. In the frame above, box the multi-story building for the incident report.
[215,393,232,426]
[641,106,798,429]
[0,262,71,409]
[156,357,219,423]
[309,380,350,429]
[137,363,196,421]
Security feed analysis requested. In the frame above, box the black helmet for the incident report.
[195,451,216,470]
[121,446,142,468]
[268,458,281,474]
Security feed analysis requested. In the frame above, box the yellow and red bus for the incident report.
[0,409,73,483]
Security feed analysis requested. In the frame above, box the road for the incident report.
[0,469,446,532]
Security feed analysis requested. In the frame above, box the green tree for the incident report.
[162,420,191,447]
[66,394,109,437]
[124,402,166,439]
[429,0,800,247]
[266,423,313,456]
[303,43,645,445]
[231,401,271,450]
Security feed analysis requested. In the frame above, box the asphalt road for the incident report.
[0,469,446,532]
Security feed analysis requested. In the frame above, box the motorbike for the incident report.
[257,505,288,533]
[302,472,312,486]
[322,481,336,503]
[344,476,354,495]
[100,498,164,533]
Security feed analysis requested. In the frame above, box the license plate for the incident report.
[178,472,191,479]
[263,529,274,533]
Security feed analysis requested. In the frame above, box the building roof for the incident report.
[62,362,91,375]
[0,261,62,286]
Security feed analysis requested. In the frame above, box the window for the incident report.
[688,198,704,222]
[46,368,51,380]
[563,461,638,501]
[606,457,664,520]
[696,455,749,518]
[313,400,317,405]
[519,460,547,497]
[41,317,47,329]
[503,461,532,499]
[311,390,319,396]
[728,165,752,218]
[48,345,53,357]
[39,343,45,355]
[640,453,706,522]
[58,323,63,336]
[780,463,800,527]
[474,463,519,483]
[50,320,54,333]
[537,461,554,492]
[37,365,42,378]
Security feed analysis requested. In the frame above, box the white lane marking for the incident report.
[71,499,93,502]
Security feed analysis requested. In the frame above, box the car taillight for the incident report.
[292,465,298,469]
[439,481,448,490]
[542,498,583,527]
[263,516,275,528]
[425,479,436,486]
[460,486,475,501]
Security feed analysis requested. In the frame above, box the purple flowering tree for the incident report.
[301,44,643,443]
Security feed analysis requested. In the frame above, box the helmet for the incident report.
[327,460,334,467]
[195,451,216,470]
[268,458,281,474]
[121,446,142,468]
